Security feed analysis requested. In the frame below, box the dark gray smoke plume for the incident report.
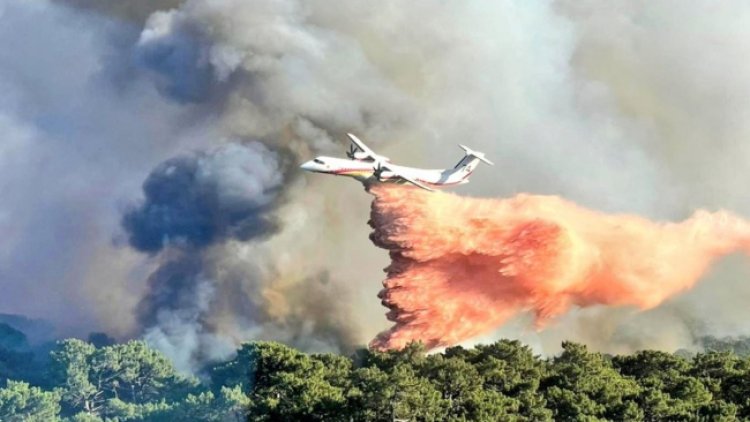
[135,21,217,104]
[123,142,283,252]
[114,0,412,370]
[122,141,359,370]
[119,109,367,369]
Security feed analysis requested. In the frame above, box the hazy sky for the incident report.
[2,0,750,368]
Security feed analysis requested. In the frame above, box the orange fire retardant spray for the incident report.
[367,185,750,350]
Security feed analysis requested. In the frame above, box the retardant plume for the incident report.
[368,185,750,351]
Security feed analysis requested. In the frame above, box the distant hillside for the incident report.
[698,335,750,356]
[0,323,29,351]
[0,314,55,345]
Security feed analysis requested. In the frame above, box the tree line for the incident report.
[2,321,750,421]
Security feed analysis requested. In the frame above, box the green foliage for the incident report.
[100,397,172,421]
[542,342,642,421]
[690,351,750,418]
[448,340,553,420]
[49,339,100,415]
[613,350,710,420]
[0,323,38,384]
[68,413,104,422]
[238,342,347,421]
[0,348,36,385]
[348,361,445,421]
[48,339,194,419]
[422,354,517,421]
[699,335,750,357]
[3,324,750,421]
[0,380,61,421]
[0,323,29,351]
[90,340,193,403]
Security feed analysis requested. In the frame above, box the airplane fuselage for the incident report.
[300,133,492,191]
[301,156,477,188]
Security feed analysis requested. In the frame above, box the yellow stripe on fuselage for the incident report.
[336,170,373,179]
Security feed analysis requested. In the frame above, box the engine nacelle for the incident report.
[352,151,390,162]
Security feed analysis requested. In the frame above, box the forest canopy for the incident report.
[1,322,750,421]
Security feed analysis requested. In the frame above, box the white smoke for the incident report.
[142,279,235,373]
[135,0,413,142]
[0,0,207,337]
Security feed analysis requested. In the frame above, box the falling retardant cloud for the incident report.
[368,185,750,350]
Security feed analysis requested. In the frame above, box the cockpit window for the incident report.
[313,158,324,164]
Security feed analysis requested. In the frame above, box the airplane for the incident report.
[299,133,493,191]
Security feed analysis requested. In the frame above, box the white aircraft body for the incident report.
[300,134,493,191]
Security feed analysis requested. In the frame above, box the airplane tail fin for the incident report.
[458,144,494,166]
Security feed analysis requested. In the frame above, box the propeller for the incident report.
[346,144,357,159]
[373,161,386,181]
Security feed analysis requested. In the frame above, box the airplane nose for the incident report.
[300,161,315,171]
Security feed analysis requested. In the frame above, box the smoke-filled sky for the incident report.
[2,0,750,369]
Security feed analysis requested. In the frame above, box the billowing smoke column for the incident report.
[122,141,363,370]
[369,185,750,350]
[113,0,410,369]
[121,142,287,369]
[123,142,283,252]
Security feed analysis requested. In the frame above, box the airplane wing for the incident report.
[347,133,389,161]
[397,173,435,191]
[347,133,375,155]
[379,163,435,192]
